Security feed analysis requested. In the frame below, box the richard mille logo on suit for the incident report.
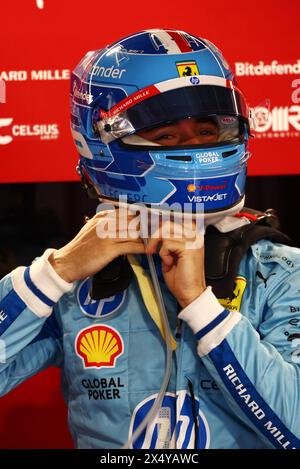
[0,310,7,324]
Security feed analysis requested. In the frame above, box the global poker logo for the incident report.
[77,278,126,318]
[129,391,210,449]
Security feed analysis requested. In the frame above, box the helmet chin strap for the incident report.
[204,197,246,228]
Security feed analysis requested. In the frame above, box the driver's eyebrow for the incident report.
[143,124,175,134]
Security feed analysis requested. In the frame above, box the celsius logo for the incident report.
[253,105,300,135]
[72,81,93,104]
[129,391,210,449]
[0,118,59,145]
[77,278,126,318]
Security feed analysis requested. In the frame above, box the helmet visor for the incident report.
[123,115,243,147]
[96,85,248,144]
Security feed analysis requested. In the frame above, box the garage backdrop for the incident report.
[0,0,299,448]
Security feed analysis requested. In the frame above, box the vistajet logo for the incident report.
[235,60,300,76]
[187,193,227,203]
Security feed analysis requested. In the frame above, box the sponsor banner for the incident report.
[0,119,59,145]
[253,105,300,139]
[0,70,70,81]
[0,0,300,180]
[1,0,300,454]
[235,60,300,77]
[244,72,300,175]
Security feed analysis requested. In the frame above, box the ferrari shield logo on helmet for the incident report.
[176,61,200,77]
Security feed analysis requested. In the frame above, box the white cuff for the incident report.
[30,249,74,300]
[11,249,74,318]
[178,286,241,356]
[178,286,224,333]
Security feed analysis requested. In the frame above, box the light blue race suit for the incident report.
[1,236,300,449]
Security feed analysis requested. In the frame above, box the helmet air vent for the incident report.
[165,155,192,162]
[222,149,237,158]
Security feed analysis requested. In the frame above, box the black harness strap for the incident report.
[205,209,291,298]
[89,255,134,300]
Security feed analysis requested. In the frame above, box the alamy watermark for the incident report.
[95,197,205,249]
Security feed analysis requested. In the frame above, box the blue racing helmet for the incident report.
[71,29,251,221]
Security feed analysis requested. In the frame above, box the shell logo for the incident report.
[75,325,123,369]
[187,184,197,193]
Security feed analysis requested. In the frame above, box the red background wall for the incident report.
[0,0,299,448]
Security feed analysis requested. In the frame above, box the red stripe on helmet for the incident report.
[226,79,234,89]
[167,31,192,52]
